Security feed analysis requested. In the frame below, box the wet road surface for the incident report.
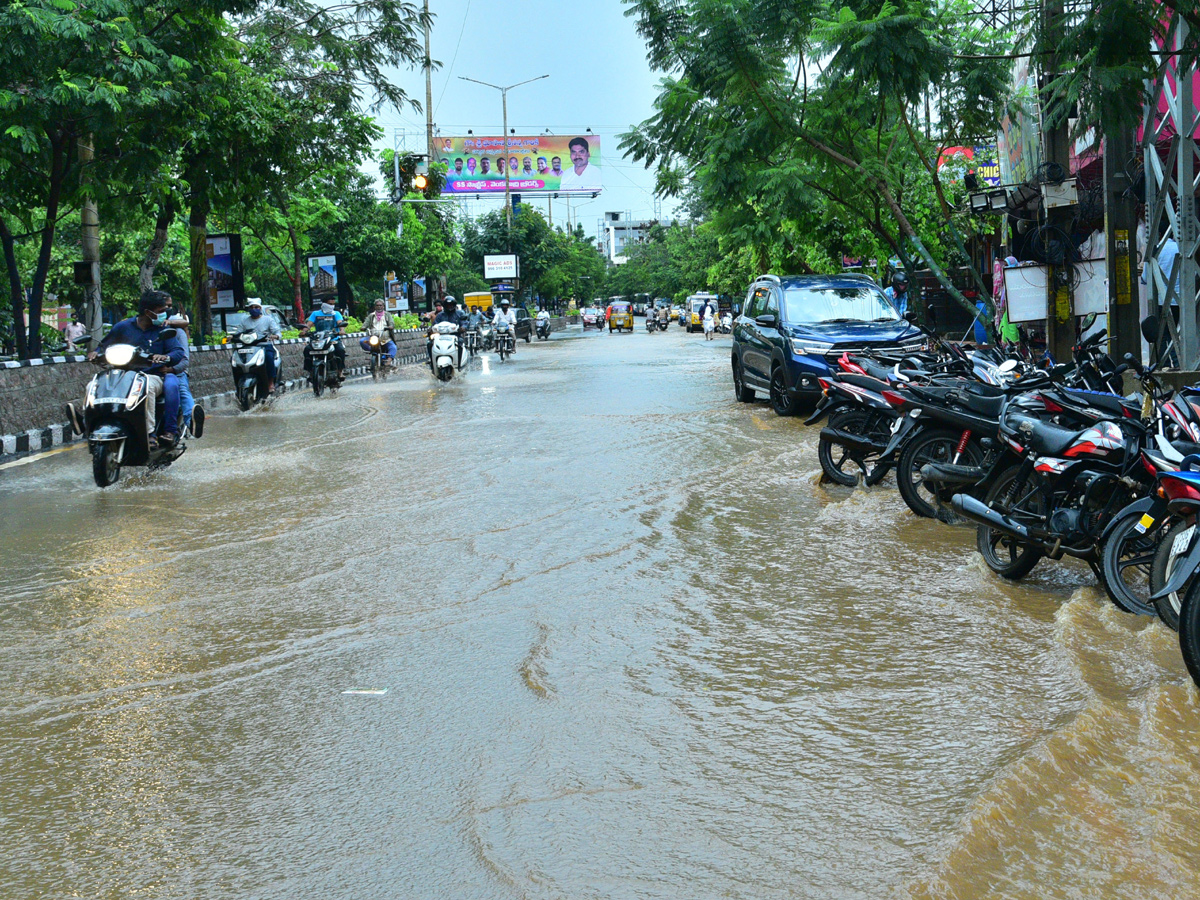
[2,324,1199,899]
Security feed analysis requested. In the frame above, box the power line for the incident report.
[433,0,472,116]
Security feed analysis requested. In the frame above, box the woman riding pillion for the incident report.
[360,299,398,365]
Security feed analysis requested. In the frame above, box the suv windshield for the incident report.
[783,287,898,324]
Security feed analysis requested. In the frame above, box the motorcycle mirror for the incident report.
[1141,315,1160,345]
[1079,312,1097,332]
[903,311,918,323]
[997,359,1019,373]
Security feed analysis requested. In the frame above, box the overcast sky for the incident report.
[372,0,677,239]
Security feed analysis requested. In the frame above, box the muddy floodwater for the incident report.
[2,326,1199,899]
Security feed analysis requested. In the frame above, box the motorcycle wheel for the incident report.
[91,443,121,488]
[1176,577,1200,689]
[371,357,380,381]
[817,408,876,487]
[312,365,325,397]
[976,465,1045,579]
[236,386,251,412]
[1150,521,1195,630]
[1099,503,1171,617]
[897,427,983,522]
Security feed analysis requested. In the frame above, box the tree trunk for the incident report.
[0,219,27,359]
[79,134,103,352]
[286,210,305,321]
[188,196,211,338]
[27,130,69,359]
[139,203,175,293]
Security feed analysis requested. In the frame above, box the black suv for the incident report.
[731,274,923,415]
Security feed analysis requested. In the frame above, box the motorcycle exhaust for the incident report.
[920,462,985,487]
[950,494,1030,540]
[818,427,886,455]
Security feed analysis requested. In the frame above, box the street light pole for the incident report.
[459,75,548,247]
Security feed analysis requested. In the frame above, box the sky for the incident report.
[371,0,677,241]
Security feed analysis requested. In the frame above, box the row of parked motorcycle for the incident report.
[804,312,1200,690]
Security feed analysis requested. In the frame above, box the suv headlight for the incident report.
[790,338,834,356]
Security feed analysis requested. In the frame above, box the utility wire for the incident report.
[434,0,472,116]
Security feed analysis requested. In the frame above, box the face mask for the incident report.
[322,303,335,314]
[153,310,169,325]
[249,308,262,318]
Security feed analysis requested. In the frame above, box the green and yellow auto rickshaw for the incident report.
[608,299,634,332]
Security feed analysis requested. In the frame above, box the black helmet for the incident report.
[892,272,909,290]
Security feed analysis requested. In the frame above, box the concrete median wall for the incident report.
[0,319,576,456]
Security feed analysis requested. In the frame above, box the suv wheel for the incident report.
[733,359,755,402]
[769,365,801,416]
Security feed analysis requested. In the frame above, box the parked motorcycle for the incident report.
[230,329,278,409]
[80,344,187,487]
[307,331,341,397]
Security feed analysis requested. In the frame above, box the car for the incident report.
[581,307,603,330]
[731,274,923,416]
[513,306,533,342]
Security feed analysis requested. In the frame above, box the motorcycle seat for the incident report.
[1008,414,1085,457]
[857,359,894,381]
[1056,387,1137,417]
[837,373,890,392]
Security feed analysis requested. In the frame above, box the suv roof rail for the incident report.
[760,274,781,284]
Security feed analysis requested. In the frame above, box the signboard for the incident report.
[484,254,519,279]
[438,135,602,194]
[206,234,244,310]
[306,254,339,303]
[937,146,1001,187]
[385,278,408,312]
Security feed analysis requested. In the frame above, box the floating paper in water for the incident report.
[341,689,387,695]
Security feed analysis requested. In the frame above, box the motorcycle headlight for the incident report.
[240,332,257,345]
[104,344,135,367]
[790,338,833,356]
[369,335,380,346]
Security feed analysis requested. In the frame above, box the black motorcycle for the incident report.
[307,332,341,397]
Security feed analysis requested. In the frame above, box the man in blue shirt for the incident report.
[300,300,346,382]
[884,272,910,317]
[83,290,186,447]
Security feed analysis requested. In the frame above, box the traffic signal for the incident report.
[412,172,429,191]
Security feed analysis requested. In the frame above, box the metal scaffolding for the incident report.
[1144,12,1200,369]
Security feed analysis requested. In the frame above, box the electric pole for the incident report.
[423,0,434,163]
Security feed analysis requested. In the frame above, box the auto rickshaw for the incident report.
[608,300,634,332]
[686,293,719,332]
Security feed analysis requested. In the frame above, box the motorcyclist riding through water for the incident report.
[360,299,397,364]
[241,298,281,394]
[428,296,467,362]
[300,300,346,382]
[493,298,518,353]
[71,290,185,448]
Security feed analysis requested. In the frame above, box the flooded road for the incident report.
[3,325,1199,899]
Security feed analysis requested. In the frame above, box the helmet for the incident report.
[443,295,456,304]
[501,297,511,307]
[891,272,909,290]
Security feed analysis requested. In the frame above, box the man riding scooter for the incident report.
[69,290,185,449]
[360,299,397,365]
[239,298,282,395]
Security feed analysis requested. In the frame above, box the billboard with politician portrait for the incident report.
[439,134,602,194]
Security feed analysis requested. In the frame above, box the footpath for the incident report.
[0,318,575,459]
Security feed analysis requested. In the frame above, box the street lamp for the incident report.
[459,75,549,241]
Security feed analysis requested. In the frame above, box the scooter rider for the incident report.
[493,297,518,352]
[429,296,467,362]
[300,299,346,382]
[240,298,281,394]
[885,271,910,318]
[166,312,204,438]
[360,299,397,363]
[81,290,185,448]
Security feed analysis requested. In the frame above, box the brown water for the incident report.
[2,326,1198,899]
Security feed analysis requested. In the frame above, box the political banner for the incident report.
[438,135,602,194]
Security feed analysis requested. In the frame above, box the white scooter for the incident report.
[719,312,733,334]
[429,322,464,381]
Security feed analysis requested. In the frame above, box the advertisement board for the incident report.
[937,146,1001,187]
[306,255,339,303]
[206,234,244,310]
[438,135,602,194]
[484,254,519,279]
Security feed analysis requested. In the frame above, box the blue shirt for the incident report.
[306,309,344,341]
[973,300,989,344]
[884,286,909,317]
[97,317,185,368]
